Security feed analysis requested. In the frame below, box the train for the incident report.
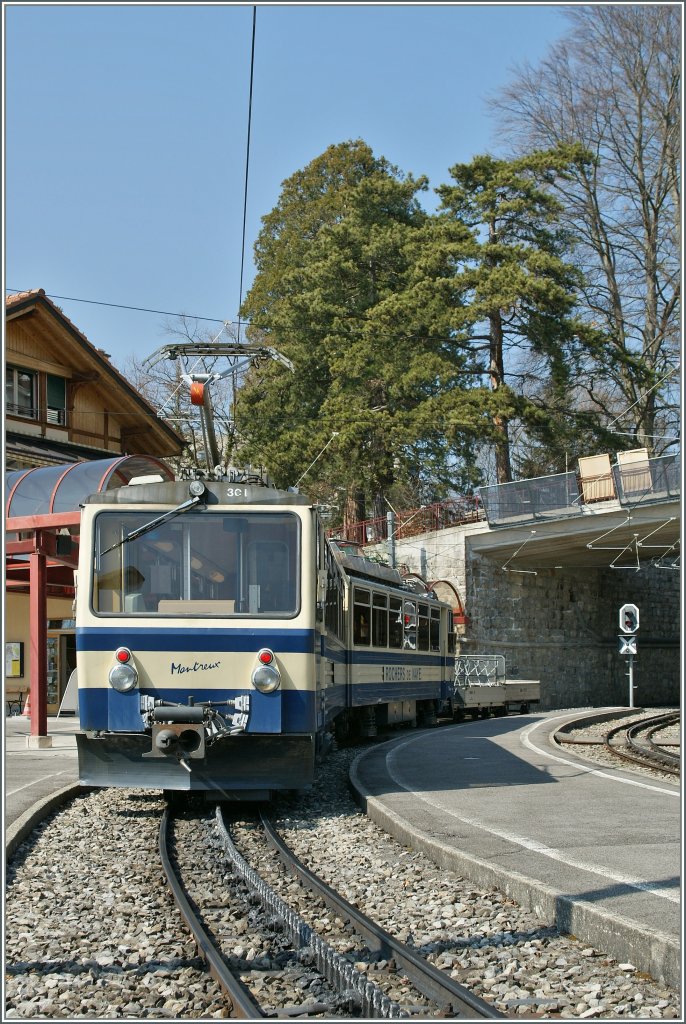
[74,473,457,800]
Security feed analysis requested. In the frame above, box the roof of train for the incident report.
[81,478,311,507]
[329,542,442,601]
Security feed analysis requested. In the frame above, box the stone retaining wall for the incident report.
[364,524,679,710]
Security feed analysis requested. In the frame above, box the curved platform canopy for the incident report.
[6,455,174,521]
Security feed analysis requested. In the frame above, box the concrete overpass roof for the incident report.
[467,498,680,572]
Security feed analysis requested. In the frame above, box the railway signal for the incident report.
[619,603,639,633]
[618,603,639,708]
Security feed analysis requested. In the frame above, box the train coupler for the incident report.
[143,722,206,761]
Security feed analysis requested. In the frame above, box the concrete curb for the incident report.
[5,784,88,861]
[349,747,680,989]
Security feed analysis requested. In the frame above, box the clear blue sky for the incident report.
[5,3,571,369]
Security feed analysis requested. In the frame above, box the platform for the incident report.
[350,709,681,988]
[4,715,81,857]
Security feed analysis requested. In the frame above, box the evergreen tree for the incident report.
[237,140,476,521]
[436,147,605,483]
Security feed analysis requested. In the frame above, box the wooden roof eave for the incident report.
[7,294,185,453]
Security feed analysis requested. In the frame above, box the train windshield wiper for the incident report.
[99,495,202,557]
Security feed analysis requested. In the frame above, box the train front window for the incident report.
[93,511,300,616]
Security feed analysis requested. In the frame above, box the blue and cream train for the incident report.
[75,476,456,798]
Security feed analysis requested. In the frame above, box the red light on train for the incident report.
[258,648,274,665]
[115,647,132,663]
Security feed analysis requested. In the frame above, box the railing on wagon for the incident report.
[454,655,506,687]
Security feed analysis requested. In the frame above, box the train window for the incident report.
[324,543,344,640]
[430,607,441,651]
[92,511,300,617]
[389,597,403,648]
[353,588,371,645]
[372,593,388,647]
[247,541,290,612]
[418,603,430,651]
[325,574,339,636]
[325,574,344,640]
[403,599,417,650]
[448,610,458,651]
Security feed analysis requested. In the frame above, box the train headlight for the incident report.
[251,662,281,694]
[109,662,138,692]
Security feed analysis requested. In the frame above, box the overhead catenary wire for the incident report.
[606,367,679,429]
[236,6,257,344]
[4,287,498,351]
[6,288,229,324]
[9,284,683,377]
[7,15,260,343]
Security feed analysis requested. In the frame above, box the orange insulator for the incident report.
[190,381,205,406]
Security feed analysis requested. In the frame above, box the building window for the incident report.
[47,374,67,425]
[6,366,38,420]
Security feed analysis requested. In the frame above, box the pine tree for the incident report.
[437,147,603,482]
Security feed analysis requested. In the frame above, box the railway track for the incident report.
[556,709,680,778]
[159,803,502,1019]
[256,809,501,1019]
[159,807,263,1018]
[608,711,680,775]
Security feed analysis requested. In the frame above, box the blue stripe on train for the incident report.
[349,681,442,705]
[77,627,316,654]
[349,651,443,666]
[79,685,317,734]
[320,642,443,668]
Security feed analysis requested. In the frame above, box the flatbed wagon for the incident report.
[452,655,540,718]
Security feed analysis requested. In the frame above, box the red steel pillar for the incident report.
[28,549,49,740]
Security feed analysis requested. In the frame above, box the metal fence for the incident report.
[478,454,680,527]
[478,472,582,527]
[329,496,484,547]
[613,453,680,506]
[454,655,506,687]
[330,455,680,541]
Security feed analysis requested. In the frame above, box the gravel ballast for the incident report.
[4,727,681,1019]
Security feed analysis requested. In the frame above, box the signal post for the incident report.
[618,603,639,709]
